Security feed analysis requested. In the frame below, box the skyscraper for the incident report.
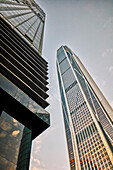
[56,45,113,170]
[0,0,50,169]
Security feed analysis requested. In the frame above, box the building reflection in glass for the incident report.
[0,111,24,169]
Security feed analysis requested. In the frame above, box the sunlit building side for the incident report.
[0,0,50,169]
[56,45,113,170]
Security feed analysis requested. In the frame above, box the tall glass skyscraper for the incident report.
[56,46,113,170]
[0,0,50,169]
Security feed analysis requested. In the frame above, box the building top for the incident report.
[57,45,113,121]
[0,0,45,55]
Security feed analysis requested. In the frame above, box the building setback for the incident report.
[56,46,113,170]
[0,0,50,169]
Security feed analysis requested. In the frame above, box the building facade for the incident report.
[0,0,50,169]
[56,46,113,170]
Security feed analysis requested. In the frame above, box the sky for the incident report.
[29,0,113,170]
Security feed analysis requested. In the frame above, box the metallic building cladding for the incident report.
[57,62,76,169]
[56,46,113,170]
[0,0,50,169]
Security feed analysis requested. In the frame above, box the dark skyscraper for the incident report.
[0,0,50,169]
[57,46,113,170]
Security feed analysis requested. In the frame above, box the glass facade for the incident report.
[57,46,113,170]
[0,111,24,170]
[0,0,45,55]
[0,0,50,169]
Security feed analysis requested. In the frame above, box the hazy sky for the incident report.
[29,0,113,170]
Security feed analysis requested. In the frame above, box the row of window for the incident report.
[65,80,77,93]
[78,131,112,170]
[76,122,97,144]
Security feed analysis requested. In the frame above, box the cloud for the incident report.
[108,66,113,73]
[30,139,41,159]
[111,101,113,107]
[30,137,48,170]
[102,48,113,57]
[30,155,46,170]
[48,91,60,108]
[101,80,106,86]
[0,120,12,131]
[0,131,6,137]
[12,118,17,123]
[12,130,20,136]
[34,145,40,154]
[33,158,41,165]
[32,167,38,170]
[42,126,56,138]
[32,140,41,155]
[32,167,45,170]
[102,52,106,57]
[107,48,113,53]
[106,65,113,75]
[35,139,42,144]
[103,17,113,29]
